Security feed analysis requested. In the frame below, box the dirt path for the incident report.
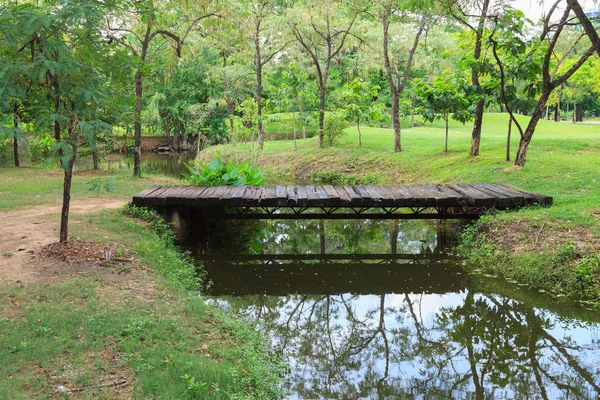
[0,199,127,284]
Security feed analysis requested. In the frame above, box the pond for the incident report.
[103,152,195,178]
[186,218,600,399]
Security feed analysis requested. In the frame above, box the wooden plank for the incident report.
[419,184,455,207]
[334,187,352,206]
[206,186,228,206]
[296,186,308,207]
[400,186,431,207]
[218,186,238,206]
[323,185,338,198]
[143,186,174,206]
[179,186,207,206]
[446,184,488,207]
[315,186,334,206]
[363,186,383,205]
[132,185,161,205]
[230,186,248,207]
[457,184,497,208]
[275,186,288,207]
[354,186,372,206]
[386,186,412,207]
[343,186,363,206]
[372,186,395,207]
[260,186,277,207]
[165,186,195,206]
[496,184,553,206]
[471,184,518,208]
[286,185,297,206]
[305,185,321,206]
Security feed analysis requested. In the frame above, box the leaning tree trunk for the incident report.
[133,69,143,177]
[515,92,550,167]
[392,92,401,152]
[470,99,484,156]
[506,117,512,162]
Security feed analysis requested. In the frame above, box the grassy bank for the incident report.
[0,166,282,398]
[201,112,600,304]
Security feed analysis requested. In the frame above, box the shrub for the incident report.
[323,111,348,146]
[184,153,265,186]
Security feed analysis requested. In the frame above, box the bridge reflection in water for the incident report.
[188,219,600,399]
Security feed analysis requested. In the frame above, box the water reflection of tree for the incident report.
[223,292,600,399]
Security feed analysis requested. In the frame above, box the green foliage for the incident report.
[184,153,265,186]
[29,134,55,165]
[414,73,474,125]
[85,177,114,194]
[323,111,349,146]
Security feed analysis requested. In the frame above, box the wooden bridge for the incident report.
[132,183,552,221]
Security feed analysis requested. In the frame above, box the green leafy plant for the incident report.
[323,111,349,146]
[29,134,56,165]
[184,153,265,186]
[86,177,114,194]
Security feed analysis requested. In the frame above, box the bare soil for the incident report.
[0,199,127,284]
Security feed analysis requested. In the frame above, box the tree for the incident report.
[0,0,112,243]
[246,0,290,150]
[415,73,474,153]
[106,0,217,177]
[342,77,384,147]
[379,1,429,152]
[449,0,499,157]
[513,1,595,166]
[487,8,540,161]
[291,0,364,147]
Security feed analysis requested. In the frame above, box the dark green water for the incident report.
[103,152,195,177]
[185,219,600,399]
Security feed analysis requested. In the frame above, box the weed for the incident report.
[2,252,12,257]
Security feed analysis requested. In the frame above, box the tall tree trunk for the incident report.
[303,125,306,139]
[392,92,401,152]
[445,113,449,153]
[576,104,584,122]
[173,126,180,151]
[92,151,99,170]
[293,116,298,150]
[255,52,264,150]
[468,0,490,157]
[390,220,398,255]
[133,69,143,177]
[59,115,78,244]
[470,99,484,156]
[506,117,512,162]
[318,89,325,148]
[319,220,325,255]
[411,96,416,128]
[12,109,19,167]
[357,119,362,147]
[515,92,550,167]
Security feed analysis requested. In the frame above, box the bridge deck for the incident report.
[133,184,551,213]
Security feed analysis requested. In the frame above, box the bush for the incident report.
[323,111,348,146]
[184,153,265,186]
